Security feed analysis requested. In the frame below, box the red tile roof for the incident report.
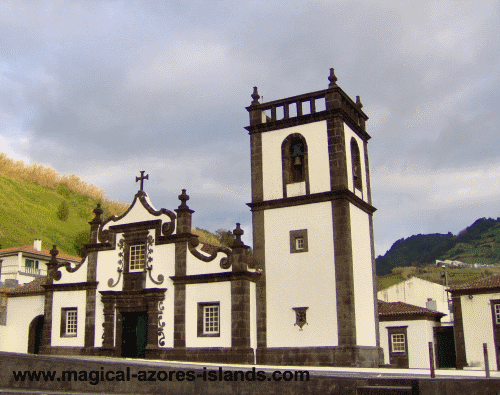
[6,276,47,296]
[378,300,445,318]
[0,245,80,262]
[447,274,500,293]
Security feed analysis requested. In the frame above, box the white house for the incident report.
[0,240,80,286]
[378,300,448,369]
[448,274,500,371]
[1,69,382,367]
[378,276,451,322]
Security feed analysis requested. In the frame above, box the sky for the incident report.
[1,0,499,257]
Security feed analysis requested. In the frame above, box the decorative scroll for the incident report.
[108,239,124,288]
[52,249,88,281]
[146,235,164,285]
[158,300,166,347]
[187,236,231,269]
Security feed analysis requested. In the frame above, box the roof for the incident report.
[6,276,47,296]
[447,274,500,295]
[0,245,80,262]
[378,300,445,320]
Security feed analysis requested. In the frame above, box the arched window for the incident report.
[351,138,362,192]
[282,134,309,198]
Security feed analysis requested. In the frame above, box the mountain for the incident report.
[376,217,500,276]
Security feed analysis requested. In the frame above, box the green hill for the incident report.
[376,217,500,276]
[0,153,230,256]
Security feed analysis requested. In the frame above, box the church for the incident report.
[0,69,382,367]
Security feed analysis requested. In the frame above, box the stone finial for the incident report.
[328,68,338,88]
[232,223,244,248]
[251,86,260,106]
[178,189,190,209]
[49,245,59,263]
[356,95,363,109]
[90,203,103,225]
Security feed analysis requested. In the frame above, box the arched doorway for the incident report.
[28,315,44,354]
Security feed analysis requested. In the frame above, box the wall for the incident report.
[350,204,376,346]
[264,202,338,347]
[460,292,499,370]
[185,282,231,348]
[3,295,44,353]
[51,290,86,348]
[378,278,450,321]
[261,120,330,200]
[379,319,438,369]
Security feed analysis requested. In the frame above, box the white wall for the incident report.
[185,282,231,348]
[344,123,368,202]
[51,290,87,347]
[380,319,438,369]
[461,292,500,370]
[261,121,330,200]
[186,247,231,276]
[350,204,377,346]
[264,202,337,347]
[378,277,450,320]
[3,295,44,353]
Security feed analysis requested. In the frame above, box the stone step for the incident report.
[357,385,413,395]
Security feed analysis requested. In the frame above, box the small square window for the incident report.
[130,244,145,271]
[290,229,308,253]
[391,333,405,352]
[61,308,78,337]
[197,302,220,337]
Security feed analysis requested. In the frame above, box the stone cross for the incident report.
[136,171,149,191]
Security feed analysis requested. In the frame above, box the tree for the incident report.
[74,230,89,257]
[215,229,236,248]
[57,201,69,221]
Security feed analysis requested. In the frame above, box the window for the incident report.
[495,304,500,325]
[391,333,406,352]
[281,134,309,198]
[290,229,308,253]
[60,308,77,337]
[350,138,363,192]
[197,302,220,337]
[130,244,145,271]
[24,259,39,274]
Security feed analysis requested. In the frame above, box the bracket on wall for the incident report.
[146,235,164,285]
[292,307,308,330]
[107,238,124,287]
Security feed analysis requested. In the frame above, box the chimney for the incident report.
[426,299,437,311]
[33,239,42,251]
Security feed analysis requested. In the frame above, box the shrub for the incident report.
[57,201,69,221]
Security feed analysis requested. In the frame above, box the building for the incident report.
[448,274,500,370]
[0,240,80,286]
[0,69,381,367]
[378,277,452,322]
[378,300,449,369]
[246,68,381,367]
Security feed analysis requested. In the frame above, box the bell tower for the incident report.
[246,69,382,367]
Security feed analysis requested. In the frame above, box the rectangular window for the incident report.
[495,304,500,325]
[130,244,145,271]
[197,302,220,337]
[296,237,304,250]
[60,308,77,337]
[391,333,406,352]
[24,259,39,274]
[290,229,308,253]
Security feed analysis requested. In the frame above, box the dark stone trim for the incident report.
[7,291,45,297]
[42,281,98,292]
[452,295,467,369]
[363,139,373,206]
[156,348,254,365]
[290,229,308,253]
[250,132,264,203]
[170,271,261,285]
[84,288,96,349]
[332,199,356,346]
[256,346,381,367]
[247,189,376,215]
[197,302,220,337]
[39,289,53,355]
[174,240,187,348]
[253,210,267,349]
[60,307,78,338]
[231,279,251,349]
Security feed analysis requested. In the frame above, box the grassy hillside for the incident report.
[0,153,231,256]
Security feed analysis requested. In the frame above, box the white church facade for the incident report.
[0,69,382,367]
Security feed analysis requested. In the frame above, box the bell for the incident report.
[293,156,302,166]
